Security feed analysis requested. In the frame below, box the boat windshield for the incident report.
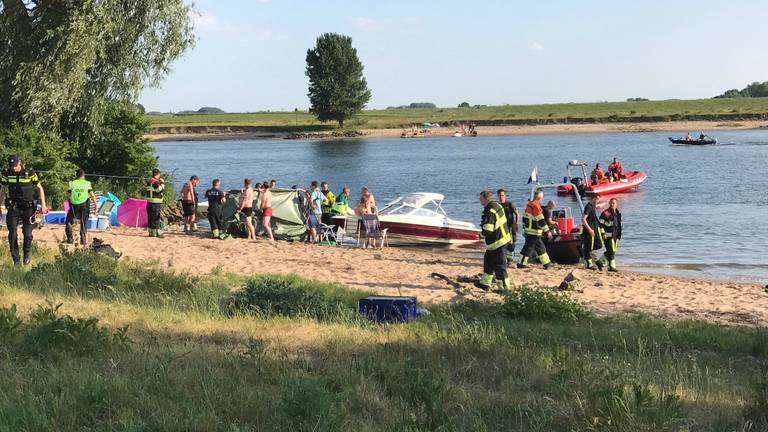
[379,193,447,217]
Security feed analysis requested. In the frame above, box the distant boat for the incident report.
[669,137,717,145]
[557,161,647,196]
[452,132,463,137]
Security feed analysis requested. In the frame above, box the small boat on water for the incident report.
[530,183,585,264]
[335,193,480,246]
[669,137,717,145]
[557,161,647,196]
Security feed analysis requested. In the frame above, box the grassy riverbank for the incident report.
[147,98,768,131]
[1,246,767,431]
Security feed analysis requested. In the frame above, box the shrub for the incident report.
[278,377,346,431]
[0,304,22,346]
[501,287,590,322]
[222,275,364,321]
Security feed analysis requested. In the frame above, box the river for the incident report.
[154,129,768,282]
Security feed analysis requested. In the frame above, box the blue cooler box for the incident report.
[358,296,417,323]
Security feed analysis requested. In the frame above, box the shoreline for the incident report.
[31,226,768,326]
[146,120,768,142]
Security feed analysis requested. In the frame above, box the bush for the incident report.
[222,275,365,321]
[0,305,22,347]
[501,287,590,322]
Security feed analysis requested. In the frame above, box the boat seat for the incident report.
[555,217,575,235]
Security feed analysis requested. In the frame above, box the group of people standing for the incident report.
[477,187,623,292]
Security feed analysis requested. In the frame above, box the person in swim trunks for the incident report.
[260,181,274,242]
[180,175,199,233]
[238,178,255,240]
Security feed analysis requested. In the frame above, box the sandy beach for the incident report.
[31,225,768,326]
[145,120,768,142]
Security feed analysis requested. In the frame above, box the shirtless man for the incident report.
[180,175,199,233]
[260,182,275,242]
[238,179,255,240]
[361,186,376,213]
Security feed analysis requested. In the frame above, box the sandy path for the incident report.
[31,226,768,326]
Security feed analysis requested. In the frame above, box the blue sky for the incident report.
[139,0,768,112]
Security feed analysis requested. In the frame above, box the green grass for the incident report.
[146,97,768,131]
[0,246,767,431]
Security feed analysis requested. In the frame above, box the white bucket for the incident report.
[97,215,110,230]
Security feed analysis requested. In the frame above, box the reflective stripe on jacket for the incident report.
[145,178,165,203]
[523,198,549,236]
[481,201,511,250]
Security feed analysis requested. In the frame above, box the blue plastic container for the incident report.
[358,296,417,323]
[86,216,99,230]
[45,211,67,224]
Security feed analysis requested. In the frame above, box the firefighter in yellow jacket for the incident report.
[518,188,554,269]
[475,190,511,291]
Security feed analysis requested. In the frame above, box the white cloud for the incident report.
[191,10,236,33]
[530,42,544,51]
[353,16,380,30]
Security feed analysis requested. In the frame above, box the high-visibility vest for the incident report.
[68,178,92,205]
[0,168,39,203]
[523,199,549,236]
[481,201,511,250]
[145,178,165,203]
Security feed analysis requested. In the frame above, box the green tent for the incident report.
[222,188,307,241]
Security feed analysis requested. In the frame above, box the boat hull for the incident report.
[379,220,480,246]
[546,236,582,264]
[559,171,647,196]
[669,138,717,145]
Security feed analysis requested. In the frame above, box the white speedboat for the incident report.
[376,193,480,246]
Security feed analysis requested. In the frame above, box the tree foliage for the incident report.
[305,33,371,127]
[458,102,470,108]
[714,81,768,99]
[0,0,195,135]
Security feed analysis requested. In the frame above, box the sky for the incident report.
[139,0,768,113]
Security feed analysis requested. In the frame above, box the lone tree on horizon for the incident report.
[305,33,371,128]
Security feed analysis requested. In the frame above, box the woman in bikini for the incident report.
[238,178,256,240]
[260,181,275,242]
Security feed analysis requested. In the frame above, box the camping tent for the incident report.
[222,188,307,240]
[117,198,148,228]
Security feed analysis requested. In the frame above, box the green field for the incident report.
[147,98,768,131]
[1,246,767,431]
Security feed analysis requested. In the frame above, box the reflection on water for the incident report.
[155,129,768,281]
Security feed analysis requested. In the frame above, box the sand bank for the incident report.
[31,226,768,326]
[145,120,768,142]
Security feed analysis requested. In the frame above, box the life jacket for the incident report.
[481,201,511,250]
[523,198,549,237]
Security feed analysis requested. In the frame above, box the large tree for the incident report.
[305,33,371,128]
[0,0,195,135]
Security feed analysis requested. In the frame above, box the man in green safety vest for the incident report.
[475,190,512,291]
[145,169,165,238]
[0,155,48,265]
[65,169,98,245]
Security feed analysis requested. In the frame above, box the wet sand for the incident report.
[31,225,768,326]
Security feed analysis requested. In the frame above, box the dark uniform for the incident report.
[1,166,40,264]
[145,177,165,237]
[205,187,226,238]
[581,201,603,269]
[499,200,518,259]
[477,201,511,290]
[518,198,553,268]
[598,207,622,271]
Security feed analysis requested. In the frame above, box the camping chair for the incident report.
[361,214,388,248]
[336,215,362,247]
[318,222,337,245]
[98,200,114,217]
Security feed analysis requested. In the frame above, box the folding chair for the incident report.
[98,200,114,217]
[318,222,337,244]
[361,214,388,248]
[336,215,362,247]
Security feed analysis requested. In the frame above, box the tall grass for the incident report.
[0,246,766,430]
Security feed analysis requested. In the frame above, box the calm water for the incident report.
[155,130,768,282]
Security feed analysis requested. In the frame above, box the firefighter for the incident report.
[0,155,48,265]
[581,194,604,270]
[145,169,165,238]
[496,189,519,261]
[598,197,622,272]
[475,190,511,291]
[518,189,554,269]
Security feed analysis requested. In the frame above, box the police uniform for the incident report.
[499,200,518,260]
[598,207,622,271]
[145,176,165,237]
[518,197,553,268]
[1,163,40,264]
[65,177,93,245]
[582,201,604,269]
[476,201,511,291]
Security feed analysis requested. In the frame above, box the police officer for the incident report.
[0,155,47,265]
[145,169,165,237]
[65,169,98,245]
[475,190,511,291]
[598,197,622,272]
[518,189,554,269]
[496,189,519,261]
[581,195,604,270]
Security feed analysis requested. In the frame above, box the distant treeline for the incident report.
[386,102,436,109]
[148,107,226,115]
[715,81,768,99]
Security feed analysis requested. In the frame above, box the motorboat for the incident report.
[334,193,480,246]
[557,161,647,196]
[669,136,717,145]
[530,182,586,264]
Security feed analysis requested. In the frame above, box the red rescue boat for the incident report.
[557,161,647,196]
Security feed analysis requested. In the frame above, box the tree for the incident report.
[305,33,371,127]
[0,0,195,136]
[458,102,470,108]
